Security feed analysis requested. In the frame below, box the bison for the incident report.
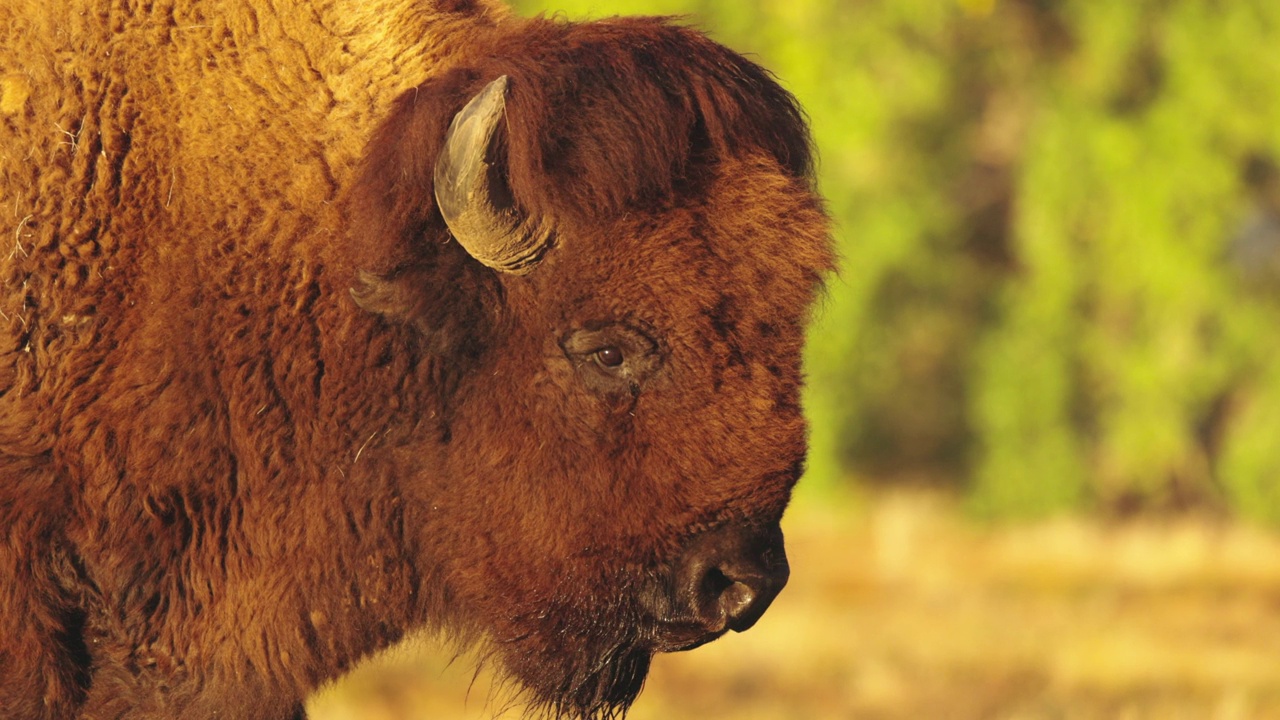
[0,0,834,718]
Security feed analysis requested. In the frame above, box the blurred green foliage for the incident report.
[510,0,1280,522]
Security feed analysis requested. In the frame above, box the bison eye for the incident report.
[595,346,624,368]
[561,323,663,394]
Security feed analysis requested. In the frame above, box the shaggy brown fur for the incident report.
[0,1,833,718]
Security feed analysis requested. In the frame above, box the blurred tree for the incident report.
[971,1,1280,519]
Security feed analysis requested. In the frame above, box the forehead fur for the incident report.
[348,14,820,275]
[490,15,817,224]
[538,153,833,323]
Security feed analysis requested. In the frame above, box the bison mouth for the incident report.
[647,622,729,653]
[495,523,788,717]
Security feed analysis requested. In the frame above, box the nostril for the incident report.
[696,561,787,633]
[717,568,784,633]
[700,566,734,600]
[718,579,762,631]
[697,566,763,631]
[668,523,790,640]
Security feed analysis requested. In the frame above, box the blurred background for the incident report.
[312,0,1280,717]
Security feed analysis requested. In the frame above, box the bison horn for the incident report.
[433,75,551,274]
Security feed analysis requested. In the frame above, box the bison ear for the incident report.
[344,74,512,359]
[349,261,498,360]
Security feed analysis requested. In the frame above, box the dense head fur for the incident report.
[347,16,818,352]
[0,2,832,718]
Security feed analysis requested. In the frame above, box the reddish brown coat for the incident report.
[0,1,833,718]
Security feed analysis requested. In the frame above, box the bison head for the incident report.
[345,16,833,718]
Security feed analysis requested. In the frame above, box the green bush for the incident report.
[969,2,1280,518]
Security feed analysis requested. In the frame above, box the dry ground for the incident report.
[308,487,1280,719]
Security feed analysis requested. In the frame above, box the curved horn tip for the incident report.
[435,74,553,274]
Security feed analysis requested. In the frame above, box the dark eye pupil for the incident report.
[596,346,624,368]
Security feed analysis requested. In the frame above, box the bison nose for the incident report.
[677,523,790,635]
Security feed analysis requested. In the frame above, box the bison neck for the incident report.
[0,0,509,707]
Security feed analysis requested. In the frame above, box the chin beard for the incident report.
[526,643,652,720]
[495,625,654,719]
[488,578,657,719]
